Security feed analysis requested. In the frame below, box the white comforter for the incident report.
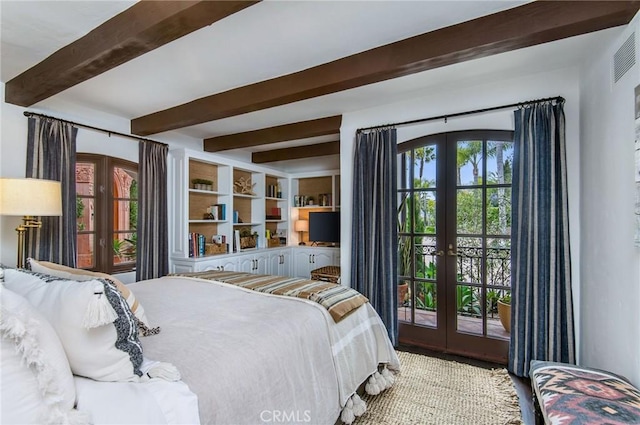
[129,276,399,424]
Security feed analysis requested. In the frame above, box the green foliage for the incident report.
[113,237,135,261]
[76,196,85,231]
[129,179,138,230]
[457,286,481,317]
[499,292,511,305]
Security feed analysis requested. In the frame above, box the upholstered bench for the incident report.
[530,360,640,424]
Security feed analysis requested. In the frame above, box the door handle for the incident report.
[431,250,444,257]
[447,244,458,256]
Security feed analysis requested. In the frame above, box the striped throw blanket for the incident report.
[171,270,368,322]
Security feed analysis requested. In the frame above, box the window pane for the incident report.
[413,146,437,188]
[456,237,482,285]
[113,200,137,232]
[113,232,136,264]
[415,281,437,327]
[457,188,482,234]
[398,236,412,278]
[414,236,437,279]
[399,153,411,190]
[398,193,411,233]
[486,238,511,288]
[413,191,436,234]
[77,233,95,269]
[456,285,482,335]
[457,140,483,186]
[487,141,513,185]
[486,187,511,235]
[76,162,95,196]
[76,198,94,232]
[113,167,137,199]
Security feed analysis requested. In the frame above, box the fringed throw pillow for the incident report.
[3,267,143,382]
[1,286,90,424]
[27,258,159,336]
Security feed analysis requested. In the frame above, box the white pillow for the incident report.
[1,286,89,424]
[3,267,144,382]
[28,258,156,335]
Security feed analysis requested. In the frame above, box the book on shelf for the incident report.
[266,207,281,220]
[188,233,207,257]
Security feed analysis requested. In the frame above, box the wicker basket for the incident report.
[240,236,257,249]
[205,243,227,255]
[311,266,341,283]
[267,238,280,248]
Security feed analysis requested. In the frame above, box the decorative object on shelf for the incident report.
[205,243,227,255]
[233,177,256,195]
[0,178,63,268]
[239,228,257,249]
[295,219,309,246]
[192,178,213,191]
[318,193,332,207]
[266,207,281,220]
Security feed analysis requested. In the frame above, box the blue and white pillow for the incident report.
[2,267,143,382]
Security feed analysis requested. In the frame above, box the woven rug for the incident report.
[357,351,522,425]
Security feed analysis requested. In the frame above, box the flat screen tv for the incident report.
[308,212,340,246]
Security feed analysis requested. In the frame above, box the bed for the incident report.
[1,264,400,425]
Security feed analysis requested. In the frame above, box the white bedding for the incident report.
[128,275,399,425]
[75,376,200,424]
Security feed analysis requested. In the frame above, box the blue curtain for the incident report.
[25,117,78,267]
[509,100,575,377]
[136,141,169,281]
[351,128,398,346]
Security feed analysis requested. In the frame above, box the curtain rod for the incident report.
[23,111,168,147]
[356,96,565,133]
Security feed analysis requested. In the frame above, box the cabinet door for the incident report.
[312,250,334,269]
[268,250,282,275]
[218,257,237,272]
[237,254,255,273]
[293,250,313,278]
[279,249,291,276]
[269,249,291,276]
[254,254,268,274]
[238,253,267,274]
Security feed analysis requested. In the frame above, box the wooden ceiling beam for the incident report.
[131,1,640,136]
[252,141,340,164]
[5,0,260,107]
[204,115,341,152]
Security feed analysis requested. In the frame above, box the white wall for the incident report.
[579,17,640,386]
[340,66,583,355]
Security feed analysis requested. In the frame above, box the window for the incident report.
[76,154,138,273]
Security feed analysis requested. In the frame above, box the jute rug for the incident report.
[356,351,523,425]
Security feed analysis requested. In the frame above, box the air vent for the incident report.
[613,32,635,83]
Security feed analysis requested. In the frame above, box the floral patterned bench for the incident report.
[530,360,640,424]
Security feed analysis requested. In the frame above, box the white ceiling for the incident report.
[0,0,624,171]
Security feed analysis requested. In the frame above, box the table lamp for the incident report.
[294,219,308,246]
[0,178,62,268]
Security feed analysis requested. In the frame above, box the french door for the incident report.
[397,130,513,363]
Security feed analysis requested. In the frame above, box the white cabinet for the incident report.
[173,256,237,273]
[237,252,268,274]
[293,247,339,278]
[268,248,291,276]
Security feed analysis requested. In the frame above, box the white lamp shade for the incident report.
[294,219,309,232]
[0,178,62,216]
